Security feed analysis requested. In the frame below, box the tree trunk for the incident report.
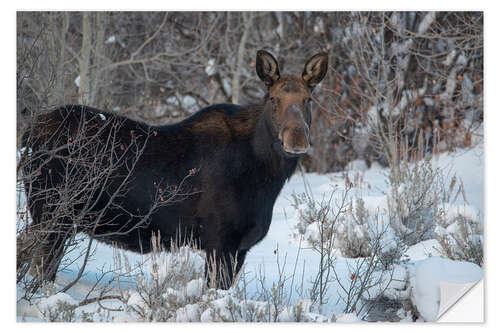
[52,12,69,106]
[78,12,91,105]
[231,13,253,104]
[89,12,106,107]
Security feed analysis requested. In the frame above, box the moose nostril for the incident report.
[293,145,310,154]
[283,143,310,155]
[279,123,310,155]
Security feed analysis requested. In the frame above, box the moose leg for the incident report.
[26,202,72,283]
[204,248,247,290]
[21,185,74,284]
[29,227,70,282]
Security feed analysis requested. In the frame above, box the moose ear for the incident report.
[256,50,280,87]
[302,52,328,90]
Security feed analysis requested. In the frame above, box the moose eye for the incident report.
[270,97,276,104]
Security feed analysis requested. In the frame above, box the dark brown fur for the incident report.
[21,50,328,289]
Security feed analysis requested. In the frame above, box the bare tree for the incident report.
[16,105,195,298]
[17,12,483,172]
[319,12,483,171]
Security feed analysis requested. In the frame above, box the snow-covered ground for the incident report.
[17,145,484,322]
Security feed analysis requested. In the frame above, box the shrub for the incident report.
[386,157,442,246]
[435,210,483,266]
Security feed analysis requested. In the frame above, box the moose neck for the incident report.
[251,104,299,181]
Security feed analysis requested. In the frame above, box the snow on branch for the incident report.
[417,12,436,35]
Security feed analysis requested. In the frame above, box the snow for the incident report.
[363,264,409,301]
[16,144,484,322]
[346,159,369,172]
[40,292,79,308]
[221,78,232,97]
[205,58,216,76]
[105,35,116,44]
[165,94,198,113]
[126,291,146,309]
[244,145,483,320]
[30,292,80,321]
[176,303,201,322]
[391,39,413,57]
[104,35,126,48]
[417,12,436,35]
[404,239,443,261]
[439,203,481,226]
[336,312,361,322]
[200,307,214,322]
[409,257,483,321]
[182,96,197,112]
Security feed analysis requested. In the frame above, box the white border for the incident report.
[4,2,496,331]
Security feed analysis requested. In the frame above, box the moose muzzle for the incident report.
[278,104,310,155]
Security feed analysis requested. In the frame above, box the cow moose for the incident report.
[19,50,328,290]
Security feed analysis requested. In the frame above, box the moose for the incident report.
[19,50,328,290]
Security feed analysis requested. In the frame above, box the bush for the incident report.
[435,210,483,266]
[386,157,441,246]
[112,235,329,322]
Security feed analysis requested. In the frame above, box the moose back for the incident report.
[21,50,328,289]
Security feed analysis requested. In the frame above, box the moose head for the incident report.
[256,49,328,156]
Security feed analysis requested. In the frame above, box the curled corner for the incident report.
[438,279,483,321]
